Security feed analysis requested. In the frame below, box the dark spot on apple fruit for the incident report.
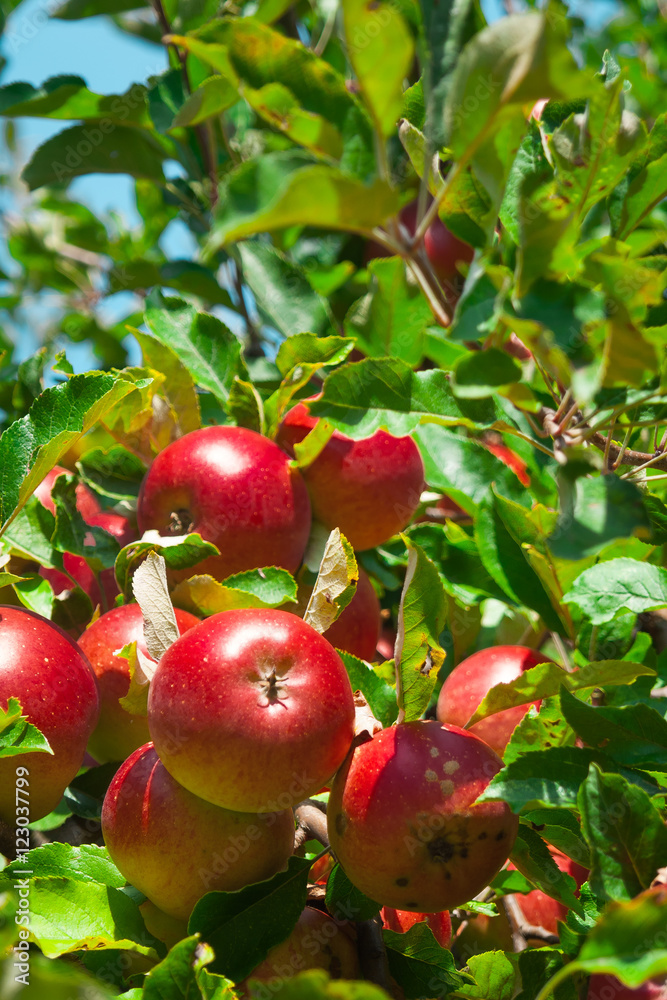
[495,830,505,841]
[335,812,347,836]
[396,877,409,886]
[427,836,456,864]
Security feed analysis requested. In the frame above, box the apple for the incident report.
[136,426,311,580]
[101,743,296,921]
[78,603,200,764]
[276,398,425,552]
[147,608,356,813]
[481,435,530,487]
[0,606,99,823]
[509,847,588,935]
[453,910,513,960]
[381,907,452,948]
[239,906,359,994]
[296,567,381,662]
[327,721,519,912]
[588,975,667,1000]
[436,646,553,755]
[376,625,396,662]
[139,900,188,952]
[35,465,134,609]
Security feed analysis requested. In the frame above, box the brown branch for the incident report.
[500,896,560,950]
[357,916,392,993]
[589,432,667,473]
[539,406,667,472]
[294,800,329,850]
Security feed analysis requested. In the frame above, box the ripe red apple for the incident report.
[436,646,553,755]
[0,606,99,822]
[276,398,425,552]
[78,603,200,764]
[136,426,311,580]
[148,608,356,813]
[510,847,588,934]
[381,907,452,948]
[101,743,295,921]
[296,567,381,662]
[328,721,519,912]
[239,907,359,993]
[35,465,134,609]
[588,975,667,1000]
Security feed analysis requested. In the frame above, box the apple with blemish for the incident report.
[137,425,311,580]
[0,606,99,823]
[78,602,200,764]
[437,646,554,755]
[148,608,356,813]
[101,743,295,921]
[328,721,519,912]
[276,397,425,552]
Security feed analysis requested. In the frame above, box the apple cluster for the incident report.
[0,411,583,984]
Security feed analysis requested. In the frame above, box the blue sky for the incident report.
[0,0,619,371]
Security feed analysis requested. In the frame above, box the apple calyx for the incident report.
[257,665,290,707]
[168,508,194,535]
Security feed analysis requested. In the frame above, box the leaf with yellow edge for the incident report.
[117,642,156,718]
[303,529,358,634]
[170,568,297,617]
[395,537,447,723]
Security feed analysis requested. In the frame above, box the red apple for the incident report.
[78,603,200,764]
[296,567,381,662]
[239,907,359,993]
[147,608,356,813]
[510,847,588,934]
[101,743,295,921]
[35,465,134,609]
[436,646,553,755]
[136,426,311,580]
[0,606,99,822]
[381,907,452,948]
[376,625,396,662]
[588,975,667,1000]
[327,721,519,912]
[276,398,425,552]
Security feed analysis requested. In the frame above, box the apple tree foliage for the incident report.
[1,0,667,997]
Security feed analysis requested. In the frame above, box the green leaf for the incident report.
[563,558,667,624]
[3,496,60,569]
[134,331,202,436]
[503,696,576,765]
[145,291,244,407]
[236,241,331,338]
[444,12,588,161]
[451,348,522,399]
[383,923,469,998]
[470,660,655,726]
[394,537,447,723]
[510,825,584,916]
[171,567,298,617]
[338,651,398,729]
[500,119,551,244]
[0,697,52,759]
[560,687,667,772]
[303,529,358,634]
[0,77,151,127]
[475,495,566,635]
[520,807,590,868]
[22,124,167,190]
[342,0,414,137]
[114,533,219,600]
[77,446,145,504]
[325,863,380,922]
[0,950,122,998]
[549,475,651,560]
[276,334,355,377]
[479,745,658,813]
[50,475,119,571]
[227,377,264,434]
[141,935,216,1000]
[172,75,239,127]
[0,371,142,532]
[13,574,55,618]
[0,843,125,890]
[453,950,518,1000]
[242,970,394,999]
[344,258,432,367]
[578,764,667,902]
[208,152,398,250]
[17,878,161,959]
[54,0,142,17]
[188,856,310,981]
